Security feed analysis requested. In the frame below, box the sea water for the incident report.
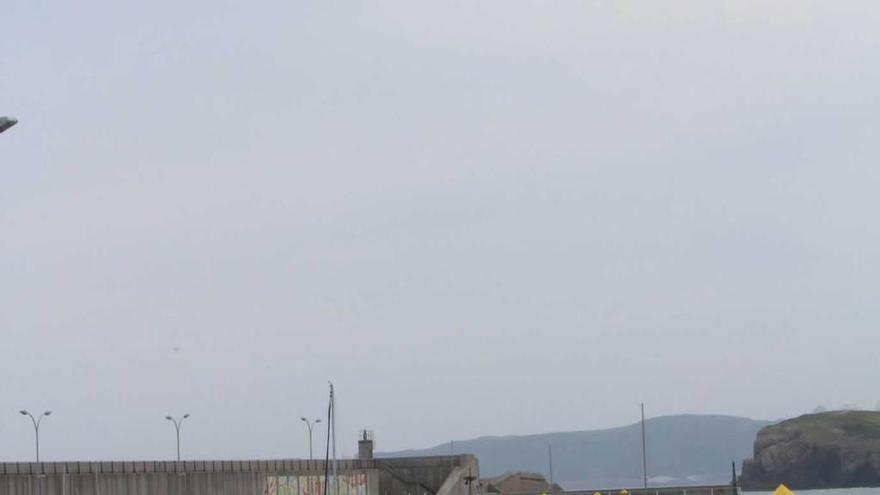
[744,489,880,495]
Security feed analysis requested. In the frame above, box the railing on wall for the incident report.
[0,455,475,476]
[0,459,367,475]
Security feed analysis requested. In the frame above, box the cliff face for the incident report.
[741,411,880,490]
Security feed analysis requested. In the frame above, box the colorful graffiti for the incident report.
[266,472,368,495]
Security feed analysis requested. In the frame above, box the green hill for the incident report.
[381,414,770,489]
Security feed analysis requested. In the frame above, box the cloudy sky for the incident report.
[2,1,880,462]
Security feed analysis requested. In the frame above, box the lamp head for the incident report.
[183,414,190,419]
[165,416,173,420]
[19,410,28,415]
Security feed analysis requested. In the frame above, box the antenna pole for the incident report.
[324,396,331,495]
[331,382,339,495]
[641,403,648,489]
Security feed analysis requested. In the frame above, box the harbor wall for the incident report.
[0,456,478,495]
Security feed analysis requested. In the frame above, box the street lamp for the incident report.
[0,116,17,133]
[20,410,52,462]
[165,414,190,461]
[300,417,321,459]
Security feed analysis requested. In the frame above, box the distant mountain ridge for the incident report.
[380,414,772,489]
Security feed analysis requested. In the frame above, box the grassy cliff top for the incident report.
[769,410,880,444]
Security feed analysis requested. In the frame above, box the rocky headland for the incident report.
[742,410,880,490]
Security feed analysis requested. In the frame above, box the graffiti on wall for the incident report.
[266,471,368,495]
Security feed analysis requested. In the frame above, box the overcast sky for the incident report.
[2,0,880,462]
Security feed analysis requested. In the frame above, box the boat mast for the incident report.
[641,403,648,489]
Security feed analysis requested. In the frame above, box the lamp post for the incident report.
[165,414,190,461]
[20,410,52,462]
[300,417,321,459]
[0,116,17,133]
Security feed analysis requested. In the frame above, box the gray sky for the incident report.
[2,0,880,462]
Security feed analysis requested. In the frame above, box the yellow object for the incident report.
[593,492,602,495]
[619,491,629,495]
[772,485,794,495]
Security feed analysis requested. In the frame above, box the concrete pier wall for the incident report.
[0,456,478,495]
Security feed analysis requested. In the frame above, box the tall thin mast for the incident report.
[331,382,339,495]
[324,394,332,495]
[641,403,648,489]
